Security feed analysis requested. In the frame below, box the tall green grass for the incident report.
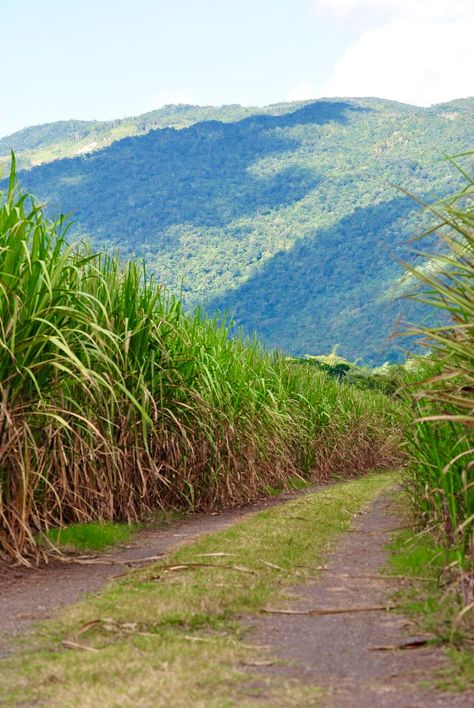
[403,153,474,569]
[0,159,402,563]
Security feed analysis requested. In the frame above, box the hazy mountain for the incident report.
[4,97,473,363]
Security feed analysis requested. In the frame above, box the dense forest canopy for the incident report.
[3,97,473,363]
[0,102,309,170]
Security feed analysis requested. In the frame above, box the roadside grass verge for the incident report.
[388,528,474,693]
[38,511,182,553]
[40,522,137,553]
[0,473,393,707]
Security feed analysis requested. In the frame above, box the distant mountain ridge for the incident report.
[3,96,473,363]
[0,101,315,170]
[2,96,471,169]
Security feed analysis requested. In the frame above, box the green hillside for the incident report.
[5,97,473,363]
[0,101,308,170]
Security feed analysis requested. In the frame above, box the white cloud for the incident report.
[153,89,196,108]
[286,84,316,102]
[313,0,474,105]
[312,0,473,21]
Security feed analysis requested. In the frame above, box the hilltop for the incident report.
[3,96,473,363]
[0,101,310,169]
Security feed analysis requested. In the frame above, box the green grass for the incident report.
[0,473,392,707]
[264,475,310,496]
[41,522,136,553]
[39,511,183,553]
[388,528,474,692]
[286,475,311,490]
[0,159,403,563]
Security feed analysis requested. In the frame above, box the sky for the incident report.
[0,0,472,138]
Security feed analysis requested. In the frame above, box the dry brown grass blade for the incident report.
[368,639,432,651]
[195,552,236,558]
[101,619,157,638]
[258,559,296,573]
[75,619,103,637]
[48,554,164,567]
[241,660,274,667]
[314,570,433,581]
[124,555,165,565]
[288,517,309,521]
[61,640,100,653]
[451,601,474,633]
[68,618,157,643]
[48,556,123,566]
[161,562,257,574]
[262,605,396,616]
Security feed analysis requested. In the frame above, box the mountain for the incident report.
[0,102,309,170]
[3,97,473,363]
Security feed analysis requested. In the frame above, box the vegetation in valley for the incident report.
[402,157,474,576]
[0,163,403,563]
[3,97,473,363]
[288,349,411,396]
[0,474,391,706]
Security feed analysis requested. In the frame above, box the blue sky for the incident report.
[1,0,472,138]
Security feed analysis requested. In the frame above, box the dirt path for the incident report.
[1,484,471,706]
[0,489,313,638]
[249,491,471,707]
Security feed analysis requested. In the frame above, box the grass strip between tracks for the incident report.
[0,472,395,707]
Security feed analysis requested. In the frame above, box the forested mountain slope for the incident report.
[6,97,473,363]
[0,102,306,170]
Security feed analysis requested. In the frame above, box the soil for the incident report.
[0,488,311,638]
[247,491,473,707]
[1,486,472,706]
